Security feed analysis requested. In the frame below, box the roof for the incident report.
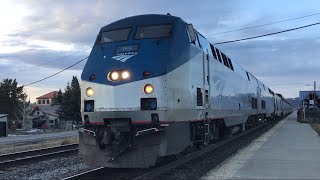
[30,105,60,117]
[0,114,8,118]
[36,91,58,99]
[26,114,45,120]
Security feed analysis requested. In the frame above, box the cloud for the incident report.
[0,48,88,71]
[0,0,319,100]
[214,36,320,97]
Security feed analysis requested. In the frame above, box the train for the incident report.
[79,14,293,168]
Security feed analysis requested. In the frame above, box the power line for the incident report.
[212,21,320,45]
[23,56,88,87]
[0,47,91,79]
[0,56,88,92]
[204,12,320,36]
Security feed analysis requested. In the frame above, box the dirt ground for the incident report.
[310,122,320,136]
[0,136,79,155]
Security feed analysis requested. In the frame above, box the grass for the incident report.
[310,122,320,136]
[309,118,320,136]
[0,136,79,155]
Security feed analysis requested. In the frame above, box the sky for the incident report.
[0,0,320,102]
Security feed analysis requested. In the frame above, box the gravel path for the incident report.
[0,155,94,180]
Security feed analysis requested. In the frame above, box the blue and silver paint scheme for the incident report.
[79,14,292,168]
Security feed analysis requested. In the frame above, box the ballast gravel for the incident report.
[155,119,283,180]
[0,155,95,180]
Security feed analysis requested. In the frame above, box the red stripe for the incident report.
[88,115,244,125]
[88,120,175,125]
[88,121,104,125]
[132,120,176,125]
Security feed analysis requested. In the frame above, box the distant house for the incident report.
[36,91,58,105]
[0,114,8,137]
[26,91,64,129]
[27,105,61,128]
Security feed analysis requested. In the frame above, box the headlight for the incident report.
[144,84,154,94]
[86,87,93,97]
[121,71,130,80]
[109,71,120,81]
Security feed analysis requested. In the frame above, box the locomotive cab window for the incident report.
[134,24,173,39]
[100,28,131,43]
[197,32,213,57]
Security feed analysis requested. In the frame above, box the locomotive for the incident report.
[79,14,292,168]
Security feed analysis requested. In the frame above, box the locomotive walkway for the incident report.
[201,112,320,179]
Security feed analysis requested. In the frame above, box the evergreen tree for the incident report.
[0,78,26,128]
[52,89,63,105]
[70,76,81,124]
[57,76,81,125]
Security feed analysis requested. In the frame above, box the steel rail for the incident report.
[133,117,284,180]
[0,144,78,169]
[62,115,288,180]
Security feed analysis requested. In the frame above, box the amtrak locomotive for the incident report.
[79,14,292,168]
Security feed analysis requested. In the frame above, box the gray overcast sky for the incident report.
[1,0,319,101]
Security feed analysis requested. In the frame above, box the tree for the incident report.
[16,96,32,129]
[57,76,81,125]
[70,76,81,124]
[52,89,63,105]
[0,78,26,129]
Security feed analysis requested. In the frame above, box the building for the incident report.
[299,91,320,101]
[0,114,8,137]
[286,98,300,109]
[26,91,63,129]
[36,91,58,105]
[298,91,320,110]
[27,105,61,128]
[299,91,320,103]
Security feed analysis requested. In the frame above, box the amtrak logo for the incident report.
[111,52,137,62]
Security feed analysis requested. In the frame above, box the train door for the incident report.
[197,33,211,110]
[257,86,261,111]
[203,51,210,110]
[197,33,212,144]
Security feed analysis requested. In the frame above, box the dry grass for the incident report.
[0,136,78,155]
[310,123,320,136]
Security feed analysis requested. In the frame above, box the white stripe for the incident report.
[119,55,134,62]
[111,55,135,62]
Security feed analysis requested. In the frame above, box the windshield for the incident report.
[134,24,173,39]
[100,28,131,43]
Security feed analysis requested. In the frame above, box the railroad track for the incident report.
[0,143,78,169]
[134,118,282,180]
[63,116,286,180]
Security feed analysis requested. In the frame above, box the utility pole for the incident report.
[22,96,26,129]
[314,81,316,101]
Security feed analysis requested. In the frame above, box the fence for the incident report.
[298,107,320,123]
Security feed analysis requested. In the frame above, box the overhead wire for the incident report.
[0,47,91,79]
[0,56,88,92]
[23,56,88,87]
[204,12,320,36]
[212,21,320,45]
[2,15,320,92]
